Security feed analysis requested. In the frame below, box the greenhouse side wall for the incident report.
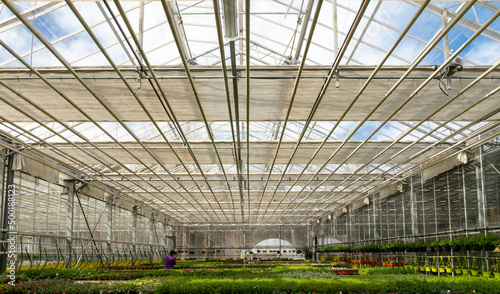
[314,141,500,246]
[0,150,174,270]
[175,225,310,260]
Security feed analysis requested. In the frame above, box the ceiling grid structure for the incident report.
[0,0,499,225]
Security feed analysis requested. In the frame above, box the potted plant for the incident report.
[482,257,492,278]
[439,239,452,251]
[470,257,480,276]
[448,238,462,252]
[464,234,499,251]
[494,258,500,279]
[430,241,441,252]
[484,234,500,251]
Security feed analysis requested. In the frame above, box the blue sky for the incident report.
[1,0,498,67]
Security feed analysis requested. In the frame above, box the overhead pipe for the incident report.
[112,0,232,222]
[65,0,220,222]
[245,0,251,221]
[254,0,325,223]
[222,0,238,40]
[212,0,245,223]
[292,0,315,64]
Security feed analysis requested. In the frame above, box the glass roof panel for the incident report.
[0,0,498,225]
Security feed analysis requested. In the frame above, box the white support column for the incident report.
[374,194,381,240]
[131,206,138,265]
[163,219,167,247]
[65,180,76,268]
[149,213,155,245]
[132,206,137,243]
[106,195,113,242]
[477,146,486,228]
[410,176,419,236]
[149,213,155,263]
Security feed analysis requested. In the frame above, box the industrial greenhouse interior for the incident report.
[0,0,499,293]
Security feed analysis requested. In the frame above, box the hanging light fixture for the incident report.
[222,0,238,40]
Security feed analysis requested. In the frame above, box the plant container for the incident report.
[493,272,500,279]
[471,269,479,276]
[482,271,492,278]
[420,266,425,272]
[431,267,437,272]
[426,247,433,253]
[483,244,496,251]
[462,269,470,275]
[446,267,453,274]
[425,267,431,272]
[439,267,445,273]
[455,269,462,275]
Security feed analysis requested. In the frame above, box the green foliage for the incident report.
[5,266,500,294]
[317,233,500,253]
[154,275,500,294]
[0,279,100,294]
[358,266,418,275]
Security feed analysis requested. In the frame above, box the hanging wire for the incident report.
[438,66,450,96]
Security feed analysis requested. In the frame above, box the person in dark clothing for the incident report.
[164,250,176,269]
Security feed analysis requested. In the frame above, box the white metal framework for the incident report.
[0,0,499,227]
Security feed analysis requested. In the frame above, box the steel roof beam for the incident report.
[212,0,245,223]
[0,1,63,31]
[66,0,224,222]
[255,0,326,223]
[265,0,373,221]
[2,0,211,223]
[274,0,433,220]
[109,0,232,222]
[405,0,500,42]
[301,4,500,222]
[160,0,238,221]
[292,0,315,64]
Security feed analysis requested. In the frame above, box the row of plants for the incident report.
[404,264,500,278]
[247,249,301,254]
[319,256,404,267]
[317,233,500,253]
[3,270,500,293]
[2,266,350,283]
